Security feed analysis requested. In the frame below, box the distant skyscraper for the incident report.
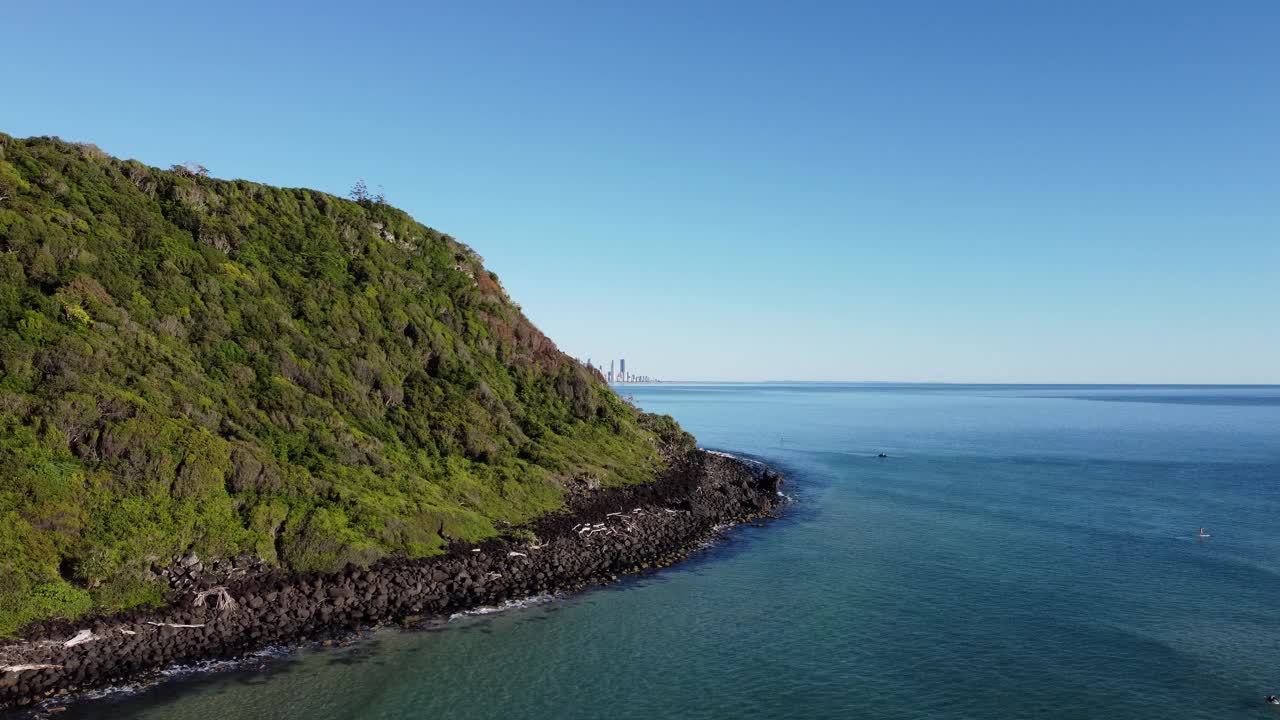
[620,359,626,380]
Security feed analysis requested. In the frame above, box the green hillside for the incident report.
[0,134,689,635]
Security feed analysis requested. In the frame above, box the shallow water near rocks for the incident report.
[61,384,1280,719]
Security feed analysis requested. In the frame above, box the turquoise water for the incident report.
[71,384,1280,720]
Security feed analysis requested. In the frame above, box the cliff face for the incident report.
[0,134,691,635]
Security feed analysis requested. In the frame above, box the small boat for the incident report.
[1198,527,1211,538]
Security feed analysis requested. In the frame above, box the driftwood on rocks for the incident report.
[1,664,61,673]
[62,629,97,647]
[192,586,237,612]
[145,621,205,629]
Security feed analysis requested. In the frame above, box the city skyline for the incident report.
[584,357,659,385]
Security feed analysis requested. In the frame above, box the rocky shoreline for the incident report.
[0,450,783,712]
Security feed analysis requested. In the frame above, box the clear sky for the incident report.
[5,1,1278,382]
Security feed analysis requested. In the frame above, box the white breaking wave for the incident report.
[701,448,770,470]
[447,594,558,621]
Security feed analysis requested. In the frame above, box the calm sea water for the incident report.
[69,384,1280,720]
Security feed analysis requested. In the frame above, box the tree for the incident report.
[350,180,387,205]
[171,162,209,178]
[349,179,369,202]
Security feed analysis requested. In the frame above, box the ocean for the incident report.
[67,384,1280,719]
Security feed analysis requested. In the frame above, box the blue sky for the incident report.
[5,1,1278,382]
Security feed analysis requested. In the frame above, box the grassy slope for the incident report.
[0,134,691,635]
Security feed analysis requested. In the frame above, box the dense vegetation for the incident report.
[0,134,690,635]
